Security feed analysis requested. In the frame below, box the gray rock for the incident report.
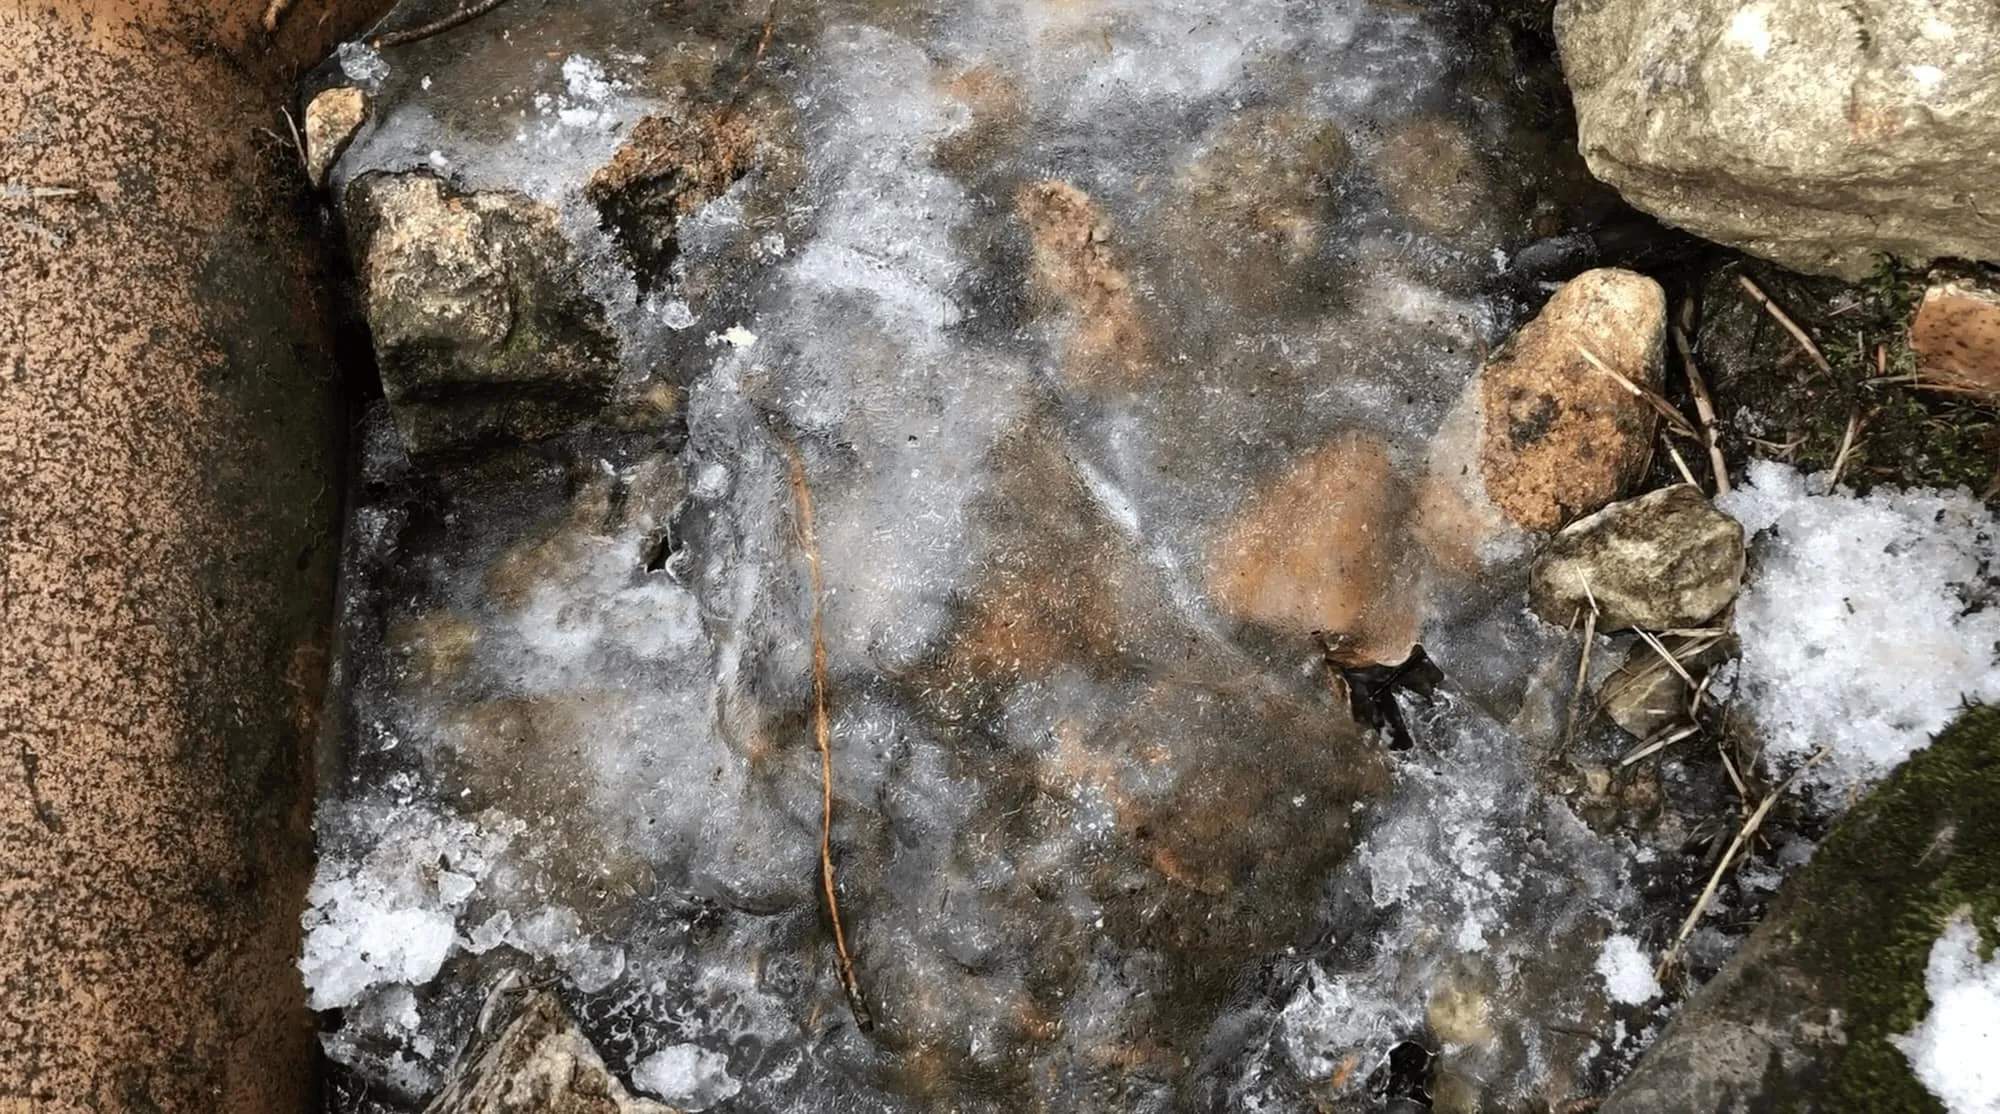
[344,171,621,453]
[1555,0,2000,279]
[1531,484,1745,632]
[425,988,673,1114]
[1601,706,2000,1112]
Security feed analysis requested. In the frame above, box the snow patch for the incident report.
[1595,934,1661,1005]
[1894,910,2000,1114]
[1717,461,2000,790]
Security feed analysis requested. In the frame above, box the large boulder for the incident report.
[1556,0,2000,279]
[0,0,385,1110]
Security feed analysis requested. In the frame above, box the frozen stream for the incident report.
[304,1,1694,1109]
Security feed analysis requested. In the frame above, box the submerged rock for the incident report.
[1556,0,2000,279]
[1208,431,1421,667]
[1601,706,2000,1113]
[345,172,622,453]
[1530,484,1746,632]
[1479,268,1667,532]
[427,988,674,1114]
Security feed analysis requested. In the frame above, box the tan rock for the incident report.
[1911,277,2000,395]
[427,989,674,1114]
[1015,180,1151,390]
[1,1,388,1111]
[1207,433,1420,666]
[1529,483,1745,632]
[347,171,622,451]
[1479,268,1666,532]
[303,84,366,188]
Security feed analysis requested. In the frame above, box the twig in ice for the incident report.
[783,438,875,1033]
[370,0,513,50]
[1657,744,1830,980]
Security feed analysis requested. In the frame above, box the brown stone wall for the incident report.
[0,1,384,1110]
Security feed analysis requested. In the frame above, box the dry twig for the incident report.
[784,441,874,1032]
[1657,745,1831,978]
[370,0,513,49]
[1578,345,1700,440]
[1662,437,1699,488]
[1672,307,1730,494]
[1558,580,1601,755]
[1736,275,1833,375]
[1828,409,1865,487]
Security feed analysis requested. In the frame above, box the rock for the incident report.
[1,0,380,1110]
[1600,706,2000,1112]
[1377,115,1502,245]
[1555,0,2000,279]
[1530,484,1745,632]
[1598,633,1731,740]
[1158,107,1350,310]
[586,107,758,291]
[426,988,674,1114]
[1911,275,2000,394]
[1015,179,1152,390]
[1480,268,1667,532]
[344,171,622,453]
[1207,432,1422,667]
[303,84,366,188]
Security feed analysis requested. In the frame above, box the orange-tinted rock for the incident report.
[1207,433,1420,666]
[1911,277,2000,395]
[304,84,367,188]
[1479,268,1666,532]
[1015,180,1152,389]
[0,0,386,1110]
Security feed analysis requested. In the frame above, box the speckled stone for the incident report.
[0,1,383,1109]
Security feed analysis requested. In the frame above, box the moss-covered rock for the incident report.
[1601,705,2000,1113]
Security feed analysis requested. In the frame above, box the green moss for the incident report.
[1789,705,2000,1110]
[1694,257,2000,498]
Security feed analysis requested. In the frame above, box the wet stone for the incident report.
[1480,267,1667,533]
[344,171,622,453]
[305,85,367,189]
[1530,483,1747,632]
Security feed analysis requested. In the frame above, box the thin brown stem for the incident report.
[784,440,874,1032]
[370,0,513,50]
[1736,275,1832,374]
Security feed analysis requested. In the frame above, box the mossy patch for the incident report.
[1686,257,2000,498]
[1796,704,2000,1110]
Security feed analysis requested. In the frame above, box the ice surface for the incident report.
[1894,910,2000,1114]
[1595,934,1661,1006]
[1718,460,2000,788]
[305,0,1681,1108]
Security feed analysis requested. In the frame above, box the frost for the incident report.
[1595,935,1661,1005]
[1717,460,2000,789]
[1894,910,2000,1114]
[299,802,512,1011]
[632,1044,743,1110]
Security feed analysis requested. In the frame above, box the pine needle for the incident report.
[1657,745,1831,979]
